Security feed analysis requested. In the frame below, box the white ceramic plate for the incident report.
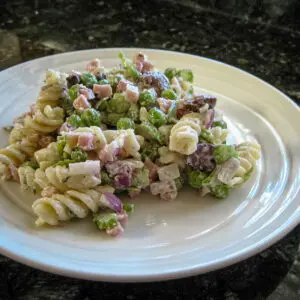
[0,48,299,282]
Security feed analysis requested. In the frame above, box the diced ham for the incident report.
[106,222,124,237]
[98,141,120,163]
[77,132,95,151]
[125,85,139,103]
[9,163,19,182]
[86,58,101,75]
[142,61,154,72]
[150,180,177,201]
[116,79,130,92]
[133,53,146,64]
[117,212,128,227]
[66,132,79,148]
[59,122,75,134]
[158,97,173,113]
[93,84,112,99]
[73,94,91,111]
[135,61,143,72]
[79,87,95,100]
[39,136,55,148]
[144,158,158,182]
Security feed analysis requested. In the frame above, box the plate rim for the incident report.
[0,47,299,282]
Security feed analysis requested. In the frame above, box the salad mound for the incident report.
[0,52,261,236]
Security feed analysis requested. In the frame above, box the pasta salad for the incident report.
[0,52,261,236]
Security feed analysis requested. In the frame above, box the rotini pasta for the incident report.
[32,185,115,226]
[24,105,64,133]
[169,113,201,155]
[234,142,261,178]
[209,126,228,145]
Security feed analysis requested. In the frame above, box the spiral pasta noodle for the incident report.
[24,105,64,133]
[235,142,261,178]
[36,70,67,108]
[32,186,114,226]
[209,126,228,145]
[169,113,201,155]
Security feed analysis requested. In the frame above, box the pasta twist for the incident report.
[158,146,185,168]
[234,142,261,178]
[209,126,228,145]
[36,70,67,108]
[34,142,60,170]
[42,166,101,192]
[0,142,33,167]
[18,166,38,192]
[169,113,201,155]
[32,186,115,226]
[24,105,64,133]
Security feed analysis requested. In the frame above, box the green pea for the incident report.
[107,112,124,126]
[212,121,227,129]
[135,122,163,144]
[210,184,232,199]
[148,107,167,127]
[70,147,87,162]
[199,129,213,143]
[67,114,83,128]
[117,117,135,130]
[177,69,193,83]
[68,84,79,101]
[81,108,101,126]
[93,213,118,230]
[213,145,238,164]
[96,99,108,111]
[175,176,185,191]
[80,72,98,88]
[132,168,150,188]
[118,52,141,80]
[139,88,157,108]
[140,142,159,161]
[101,170,112,185]
[126,103,139,122]
[187,169,208,189]
[107,93,130,114]
[164,68,177,82]
[123,203,135,213]
[161,89,177,100]
[99,79,109,85]
[167,101,178,124]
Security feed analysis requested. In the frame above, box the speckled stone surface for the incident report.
[0,0,299,299]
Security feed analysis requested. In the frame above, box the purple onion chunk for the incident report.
[100,192,123,213]
[187,143,216,172]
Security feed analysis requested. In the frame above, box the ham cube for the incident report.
[125,85,139,103]
[86,58,101,74]
[116,79,129,92]
[77,132,95,151]
[73,94,91,110]
[93,84,112,99]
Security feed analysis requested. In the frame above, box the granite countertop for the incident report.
[0,0,300,299]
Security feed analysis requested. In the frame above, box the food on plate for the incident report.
[0,52,261,236]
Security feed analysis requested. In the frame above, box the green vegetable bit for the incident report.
[107,73,123,89]
[99,79,109,85]
[140,142,159,161]
[93,213,118,230]
[80,72,98,88]
[123,203,135,213]
[212,120,227,129]
[101,170,112,185]
[81,108,101,126]
[68,84,79,101]
[96,99,108,111]
[210,184,232,199]
[107,112,125,126]
[199,129,213,143]
[161,89,177,100]
[139,88,157,108]
[107,93,130,114]
[60,93,74,116]
[148,107,167,127]
[57,136,67,157]
[135,122,163,144]
[117,117,135,130]
[21,160,39,170]
[213,145,238,164]
[167,101,178,124]
[67,114,83,128]
[175,176,185,191]
[132,168,150,188]
[164,68,177,82]
[177,69,193,83]
[126,103,140,122]
[70,147,88,162]
[187,169,209,189]
[118,52,141,80]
